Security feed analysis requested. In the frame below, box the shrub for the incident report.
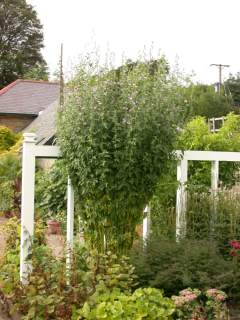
[89,251,138,294]
[57,56,186,253]
[0,126,19,153]
[131,238,240,302]
[0,135,22,216]
[74,287,175,320]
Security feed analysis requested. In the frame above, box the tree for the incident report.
[183,84,232,119]
[23,63,49,81]
[57,57,186,253]
[0,0,48,88]
[224,73,240,107]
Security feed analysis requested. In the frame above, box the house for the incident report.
[23,100,58,145]
[0,79,59,133]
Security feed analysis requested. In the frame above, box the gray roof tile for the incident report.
[23,100,58,144]
[0,80,59,115]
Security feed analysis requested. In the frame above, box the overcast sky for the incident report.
[27,0,240,84]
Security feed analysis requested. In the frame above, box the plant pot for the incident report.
[47,220,61,235]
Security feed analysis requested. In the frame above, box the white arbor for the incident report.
[176,150,240,239]
[20,133,74,282]
[20,133,240,282]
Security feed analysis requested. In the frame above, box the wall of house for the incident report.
[0,114,36,132]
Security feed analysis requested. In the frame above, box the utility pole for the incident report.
[210,64,230,94]
[59,43,64,108]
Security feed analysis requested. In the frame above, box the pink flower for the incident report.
[206,289,227,301]
[216,294,226,301]
[229,240,240,249]
[172,296,185,307]
[184,293,197,302]
[180,289,193,296]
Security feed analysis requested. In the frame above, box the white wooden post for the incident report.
[176,157,188,240]
[211,160,219,234]
[66,177,74,274]
[20,133,36,283]
[211,160,219,195]
[143,205,151,241]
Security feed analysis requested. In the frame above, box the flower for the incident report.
[216,294,226,301]
[229,240,240,250]
[179,288,200,298]
[230,249,237,257]
[206,289,227,301]
[172,296,185,307]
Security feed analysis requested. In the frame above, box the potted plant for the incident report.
[47,220,61,234]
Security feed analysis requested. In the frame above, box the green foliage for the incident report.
[0,126,18,153]
[74,287,175,320]
[149,161,177,239]
[0,181,13,212]
[131,238,240,302]
[0,153,21,184]
[0,217,46,296]
[0,222,138,320]
[0,153,21,215]
[15,245,91,320]
[0,133,22,214]
[224,72,240,107]
[0,0,48,88]
[184,84,232,119]
[23,62,49,81]
[89,251,138,294]
[35,160,68,219]
[186,191,240,245]
[58,56,186,253]
[0,237,92,319]
[178,113,240,188]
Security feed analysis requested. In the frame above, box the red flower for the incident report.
[230,250,237,257]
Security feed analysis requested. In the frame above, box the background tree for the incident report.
[183,84,233,119]
[224,73,240,107]
[23,63,49,81]
[0,0,48,88]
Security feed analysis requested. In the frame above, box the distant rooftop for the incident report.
[0,79,60,115]
[24,100,58,145]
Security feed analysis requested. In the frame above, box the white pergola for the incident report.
[20,133,240,282]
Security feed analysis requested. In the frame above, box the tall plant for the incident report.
[57,57,185,253]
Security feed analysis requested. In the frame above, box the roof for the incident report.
[0,80,60,115]
[23,100,58,145]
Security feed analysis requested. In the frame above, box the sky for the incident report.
[27,0,240,84]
